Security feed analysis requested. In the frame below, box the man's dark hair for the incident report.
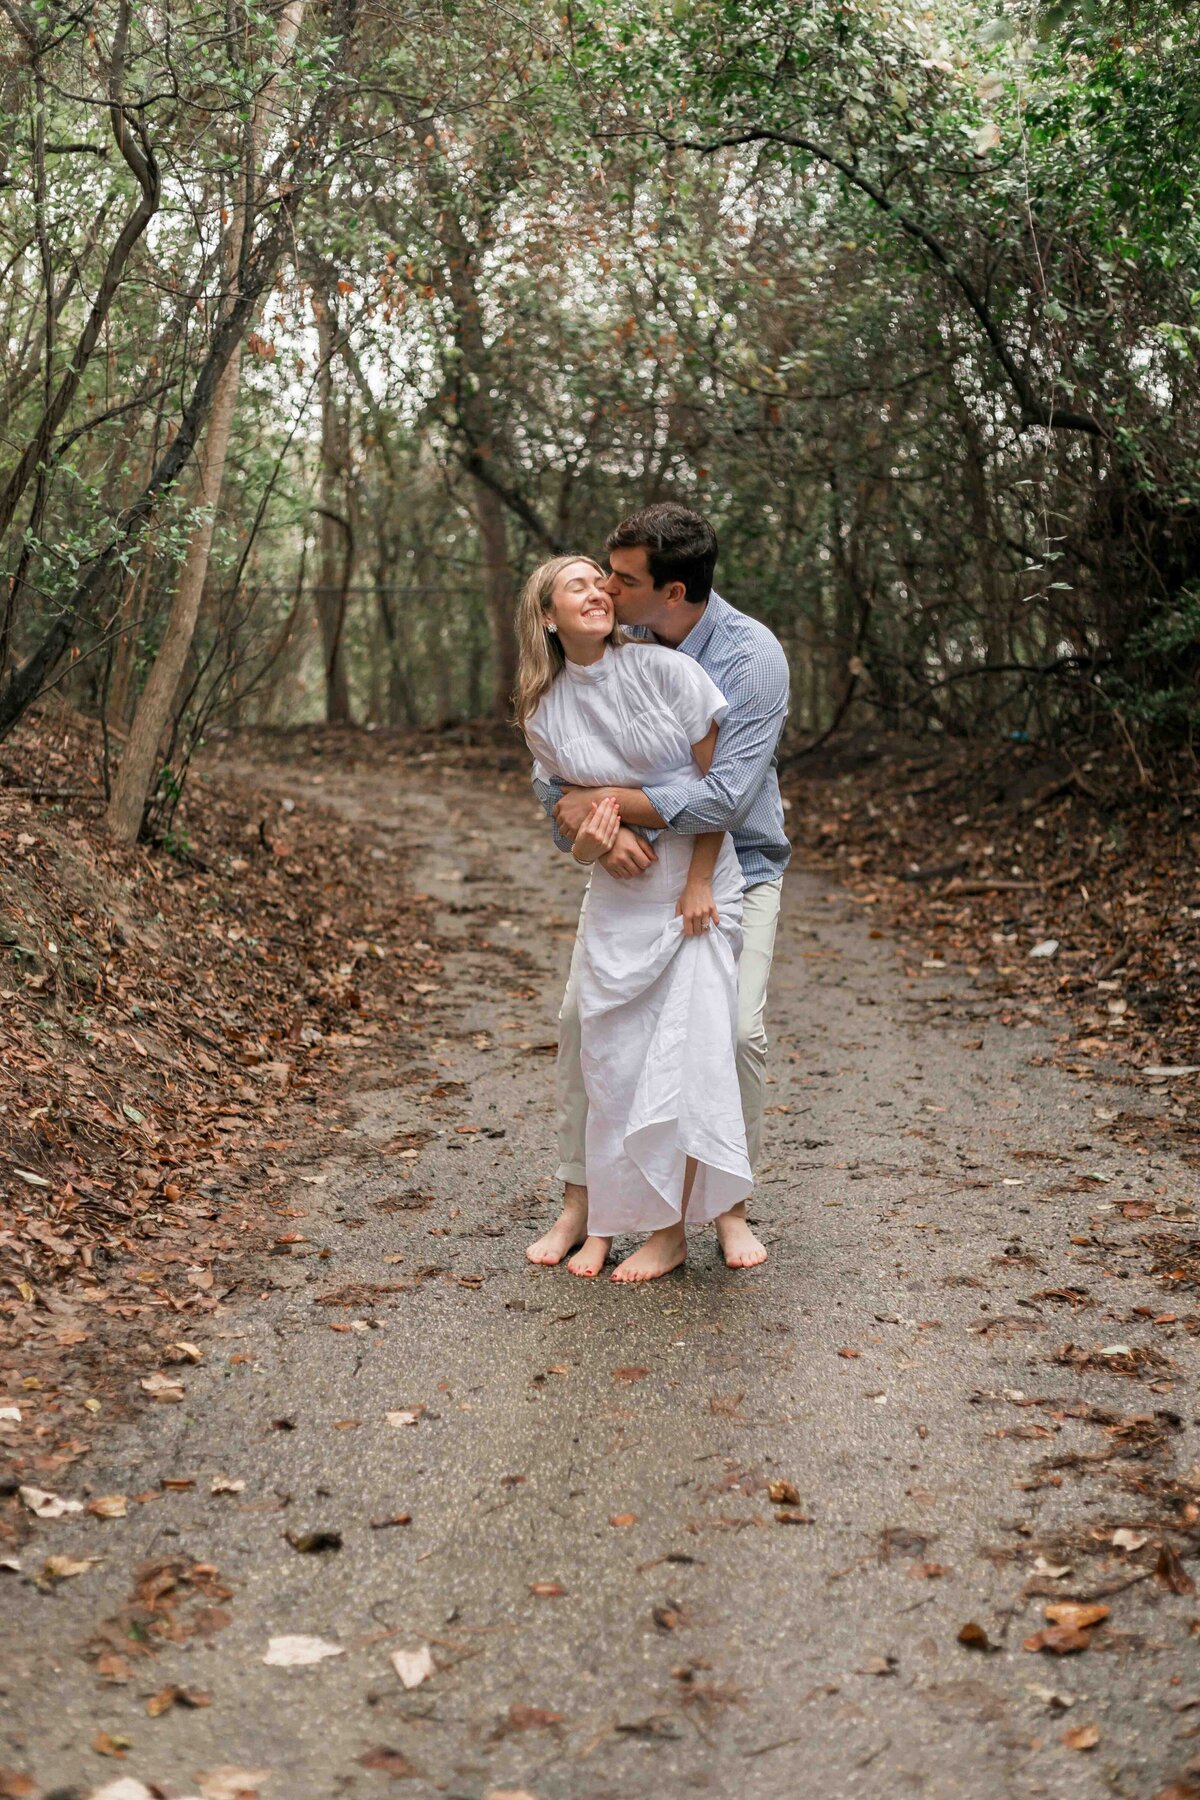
[605,503,718,606]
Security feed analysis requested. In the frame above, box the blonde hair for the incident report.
[512,554,623,727]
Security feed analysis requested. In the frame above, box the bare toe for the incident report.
[567,1235,611,1277]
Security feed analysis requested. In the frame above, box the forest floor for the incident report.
[2,715,1200,1800]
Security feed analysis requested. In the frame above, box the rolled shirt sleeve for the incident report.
[644,639,790,835]
[530,762,574,856]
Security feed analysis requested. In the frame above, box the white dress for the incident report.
[526,642,751,1235]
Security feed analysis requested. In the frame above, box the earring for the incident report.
[547,622,558,634]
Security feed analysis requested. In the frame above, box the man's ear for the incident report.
[664,580,688,608]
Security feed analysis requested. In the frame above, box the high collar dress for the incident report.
[525,642,751,1235]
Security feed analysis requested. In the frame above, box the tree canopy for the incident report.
[1,0,1197,833]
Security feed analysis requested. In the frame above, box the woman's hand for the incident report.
[676,876,720,937]
[571,795,621,864]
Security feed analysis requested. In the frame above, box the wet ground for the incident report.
[3,748,1197,1799]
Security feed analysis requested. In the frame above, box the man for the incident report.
[528,502,790,1270]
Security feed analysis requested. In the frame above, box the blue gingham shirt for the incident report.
[531,590,791,887]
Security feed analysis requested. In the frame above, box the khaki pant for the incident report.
[555,875,783,1187]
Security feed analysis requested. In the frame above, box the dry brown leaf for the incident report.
[1062,1723,1101,1751]
[1044,1601,1109,1631]
[1024,1625,1092,1654]
[609,1512,638,1528]
[529,1581,566,1598]
[87,1493,128,1519]
[93,1730,132,1757]
[1156,1542,1197,1596]
[358,1748,418,1776]
[767,1480,801,1506]
[42,1553,98,1582]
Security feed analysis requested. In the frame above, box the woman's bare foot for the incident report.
[526,1185,588,1265]
[611,1223,687,1283]
[567,1234,611,1277]
[715,1208,767,1269]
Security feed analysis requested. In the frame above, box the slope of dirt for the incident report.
[1,707,436,1483]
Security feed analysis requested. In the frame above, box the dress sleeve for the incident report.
[655,651,730,744]
[523,710,564,783]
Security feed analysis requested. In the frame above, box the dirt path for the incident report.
[4,746,1197,1800]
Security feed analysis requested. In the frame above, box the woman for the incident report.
[515,555,751,1282]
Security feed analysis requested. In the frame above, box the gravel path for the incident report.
[3,748,1196,1800]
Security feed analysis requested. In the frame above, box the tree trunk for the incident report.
[104,1,306,840]
[105,340,245,838]
[314,297,353,724]
[474,480,516,716]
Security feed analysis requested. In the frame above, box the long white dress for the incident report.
[526,642,751,1236]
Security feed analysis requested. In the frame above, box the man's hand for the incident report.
[554,786,609,842]
[599,826,658,880]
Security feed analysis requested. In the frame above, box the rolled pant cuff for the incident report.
[555,1161,587,1187]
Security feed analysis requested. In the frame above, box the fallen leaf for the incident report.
[87,1494,128,1520]
[1025,1682,1075,1712]
[1062,1723,1100,1751]
[1156,1542,1197,1596]
[1113,1528,1148,1552]
[857,1653,897,1676]
[145,1683,212,1716]
[197,1768,273,1800]
[140,1372,184,1402]
[956,1621,994,1651]
[908,1561,950,1579]
[611,1366,648,1383]
[93,1731,133,1757]
[89,1779,157,1800]
[1044,1602,1109,1631]
[42,1553,99,1582]
[837,1348,861,1359]
[497,1703,563,1733]
[1023,1626,1092,1654]
[262,1634,344,1666]
[529,1581,566,1598]
[609,1513,638,1528]
[369,1512,412,1529]
[775,1508,815,1525]
[390,1644,434,1689]
[285,1529,342,1555]
[767,1480,801,1506]
[19,1483,82,1518]
[164,1341,203,1363]
[211,1475,246,1496]
[385,1410,420,1427]
[0,1773,36,1798]
[357,1748,417,1776]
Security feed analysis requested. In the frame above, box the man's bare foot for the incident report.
[567,1235,611,1277]
[716,1209,768,1269]
[611,1223,687,1284]
[526,1186,588,1266]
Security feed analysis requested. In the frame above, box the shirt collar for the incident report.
[671,589,726,660]
[563,643,612,683]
